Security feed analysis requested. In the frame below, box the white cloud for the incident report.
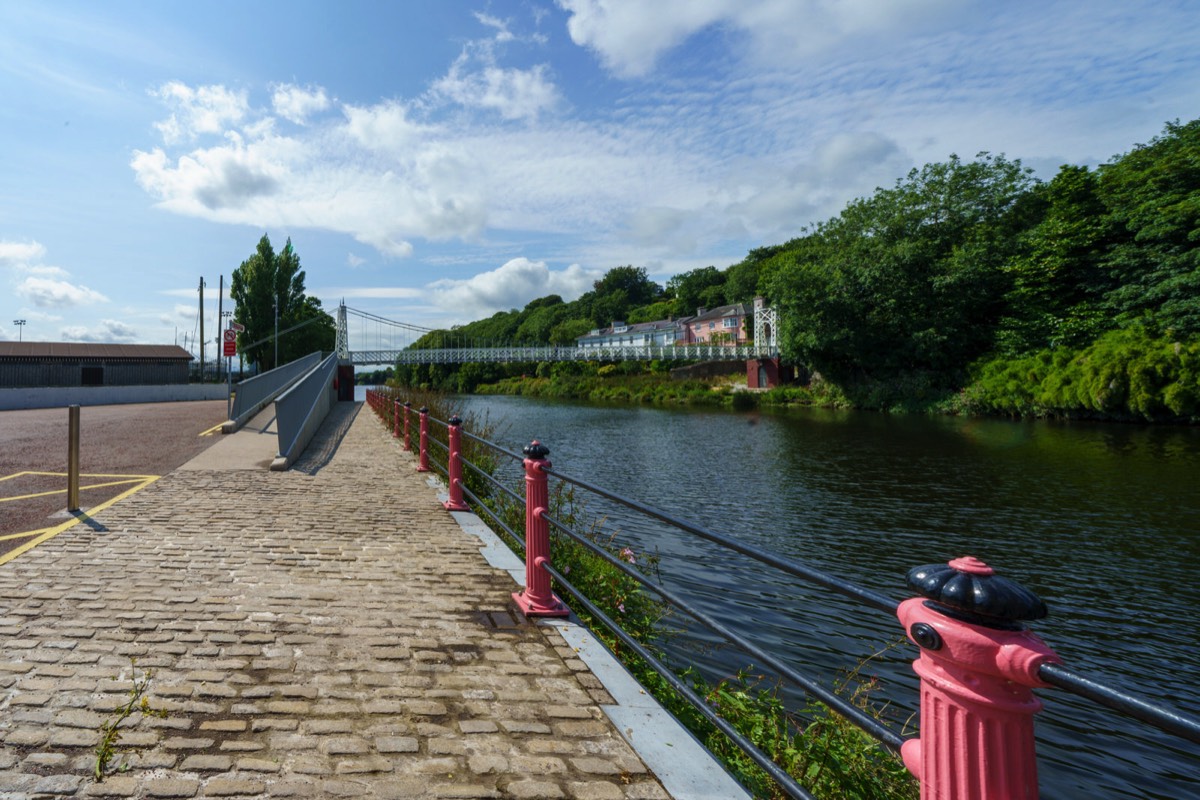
[556,0,959,78]
[60,320,137,343]
[0,240,47,267]
[272,83,331,124]
[347,253,366,268]
[432,59,559,120]
[427,258,595,320]
[152,81,249,143]
[474,12,515,43]
[18,276,109,308]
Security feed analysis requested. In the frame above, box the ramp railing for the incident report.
[223,352,322,433]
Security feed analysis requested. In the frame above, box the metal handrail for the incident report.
[363,389,1200,796]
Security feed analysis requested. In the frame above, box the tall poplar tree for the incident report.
[230,234,334,370]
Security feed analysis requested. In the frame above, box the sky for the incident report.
[1,1,1198,359]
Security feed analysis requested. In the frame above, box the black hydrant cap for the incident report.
[907,556,1048,629]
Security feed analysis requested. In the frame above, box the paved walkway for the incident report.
[0,404,677,799]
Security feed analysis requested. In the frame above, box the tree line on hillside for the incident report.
[397,118,1199,420]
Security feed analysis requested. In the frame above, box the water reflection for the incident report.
[459,395,1199,799]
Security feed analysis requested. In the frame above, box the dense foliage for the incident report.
[230,234,335,370]
[395,119,1200,422]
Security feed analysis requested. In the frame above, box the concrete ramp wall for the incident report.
[271,353,339,471]
[224,352,321,433]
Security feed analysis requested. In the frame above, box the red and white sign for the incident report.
[223,328,237,357]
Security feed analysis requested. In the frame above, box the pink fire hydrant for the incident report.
[899,556,1061,800]
[512,441,568,618]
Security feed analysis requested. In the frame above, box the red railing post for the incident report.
[899,557,1060,800]
[403,401,412,451]
[442,415,469,511]
[393,399,401,438]
[416,406,430,472]
[512,441,568,617]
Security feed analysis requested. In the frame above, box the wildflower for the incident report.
[619,547,637,565]
[618,603,626,613]
[564,565,571,575]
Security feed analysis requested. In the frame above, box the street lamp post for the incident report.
[273,297,279,369]
[13,319,26,341]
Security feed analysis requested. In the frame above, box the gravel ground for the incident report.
[0,400,227,549]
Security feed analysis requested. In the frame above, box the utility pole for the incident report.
[198,277,206,382]
[216,275,224,382]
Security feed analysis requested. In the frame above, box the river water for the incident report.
[368,388,1199,798]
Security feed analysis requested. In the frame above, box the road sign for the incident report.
[230,321,245,332]
[223,328,237,357]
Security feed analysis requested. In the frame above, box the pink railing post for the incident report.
[393,399,401,438]
[403,401,412,452]
[416,406,430,472]
[899,557,1061,800]
[442,415,469,511]
[512,441,568,617]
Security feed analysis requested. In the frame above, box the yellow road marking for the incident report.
[0,474,160,566]
[198,422,225,437]
[1,470,159,481]
[0,478,149,503]
[0,528,51,541]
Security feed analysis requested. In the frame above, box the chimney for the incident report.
[697,307,707,316]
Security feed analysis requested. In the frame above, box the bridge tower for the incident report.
[753,296,778,351]
[336,302,350,361]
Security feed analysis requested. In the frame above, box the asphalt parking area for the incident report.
[0,400,227,558]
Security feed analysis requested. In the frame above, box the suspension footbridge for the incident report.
[334,303,780,366]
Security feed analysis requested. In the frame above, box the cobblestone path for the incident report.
[0,406,670,799]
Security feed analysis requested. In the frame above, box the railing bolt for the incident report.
[403,401,412,452]
[899,556,1060,800]
[416,407,430,472]
[442,416,469,511]
[512,441,568,617]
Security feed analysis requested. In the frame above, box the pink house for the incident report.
[679,302,752,345]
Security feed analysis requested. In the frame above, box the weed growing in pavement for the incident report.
[94,660,167,782]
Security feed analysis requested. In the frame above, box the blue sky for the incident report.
[2,1,1198,358]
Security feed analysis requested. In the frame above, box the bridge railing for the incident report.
[353,342,778,365]
[363,389,1200,800]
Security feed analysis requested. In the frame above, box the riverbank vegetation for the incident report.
[368,387,916,799]
[391,118,1199,423]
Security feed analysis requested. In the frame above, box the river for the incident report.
[364,388,1199,798]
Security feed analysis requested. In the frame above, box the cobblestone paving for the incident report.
[0,407,670,799]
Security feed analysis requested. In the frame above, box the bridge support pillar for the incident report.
[513,441,568,618]
[443,416,469,511]
[416,407,430,472]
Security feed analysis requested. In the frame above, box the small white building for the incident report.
[576,319,682,349]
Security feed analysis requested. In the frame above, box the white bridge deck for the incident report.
[348,343,779,366]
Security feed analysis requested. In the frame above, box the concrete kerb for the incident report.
[432,482,752,800]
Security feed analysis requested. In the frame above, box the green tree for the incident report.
[765,153,1038,381]
[1098,119,1200,335]
[996,165,1122,353]
[230,235,333,370]
[666,266,725,317]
